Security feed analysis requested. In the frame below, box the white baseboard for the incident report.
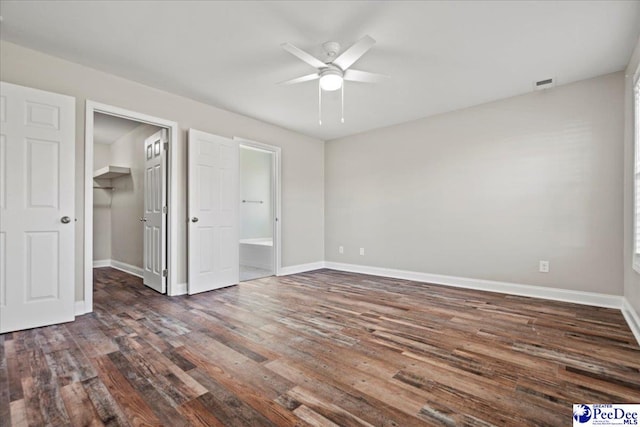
[622,298,640,346]
[94,259,143,278]
[170,282,188,296]
[110,260,144,278]
[92,259,110,268]
[324,261,623,309]
[278,261,325,276]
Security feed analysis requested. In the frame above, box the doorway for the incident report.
[237,138,281,281]
[84,102,179,313]
[92,113,165,290]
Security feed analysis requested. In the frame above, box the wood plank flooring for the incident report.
[1,267,639,426]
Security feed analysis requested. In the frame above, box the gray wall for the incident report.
[240,148,273,240]
[0,40,325,301]
[624,37,640,315]
[325,72,624,295]
[92,143,111,261]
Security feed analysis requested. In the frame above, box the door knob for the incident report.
[191,217,199,223]
[139,217,147,222]
[60,216,71,224]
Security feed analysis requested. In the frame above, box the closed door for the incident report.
[188,129,239,295]
[143,129,167,293]
[0,81,75,333]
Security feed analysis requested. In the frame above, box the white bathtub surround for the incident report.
[240,238,274,271]
[240,237,273,246]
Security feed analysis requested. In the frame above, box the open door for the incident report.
[188,129,239,295]
[0,81,75,333]
[143,129,167,293]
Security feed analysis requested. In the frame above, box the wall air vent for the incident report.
[534,78,555,91]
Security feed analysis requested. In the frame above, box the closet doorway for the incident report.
[92,113,166,289]
[236,138,281,281]
[84,102,179,313]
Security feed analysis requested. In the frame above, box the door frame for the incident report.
[234,137,282,276]
[84,101,180,313]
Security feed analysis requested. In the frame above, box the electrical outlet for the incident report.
[539,260,550,273]
[339,246,344,254]
[360,248,365,256]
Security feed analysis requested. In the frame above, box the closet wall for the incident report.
[93,123,162,270]
[93,144,112,262]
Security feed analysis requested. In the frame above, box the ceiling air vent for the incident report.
[534,78,555,91]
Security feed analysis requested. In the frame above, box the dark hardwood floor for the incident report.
[1,267,639,426]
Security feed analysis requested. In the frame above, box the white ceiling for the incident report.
[93,113,144,145]
[1,1,639,141]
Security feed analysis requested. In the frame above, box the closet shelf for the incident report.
[93,166,131,180]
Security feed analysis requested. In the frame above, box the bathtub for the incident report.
[239,237,273,270]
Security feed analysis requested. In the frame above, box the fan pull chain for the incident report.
[318,81,322,125]
[341,83,345,123]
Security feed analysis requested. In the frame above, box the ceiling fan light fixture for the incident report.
[281,35,385,124]
[319,70,343,91]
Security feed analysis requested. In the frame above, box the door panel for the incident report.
[27,138,59,207]
[0,81,75,333]
[219,226,234,270]
[200,227,215,273]
[26,232,59,300]
[25,101,60,129]
[143,129,167,293]
[188,129,239,295]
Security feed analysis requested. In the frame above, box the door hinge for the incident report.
[163,142,169,151]
[162,269,168,277]
[162,205,167,214]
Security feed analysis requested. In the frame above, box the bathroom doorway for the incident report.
[237,139,281,281]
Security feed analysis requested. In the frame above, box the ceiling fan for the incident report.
[280,35,388,124]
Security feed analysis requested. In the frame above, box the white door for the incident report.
[188,129,239,295]
[143,129,167,293]
[0,81,75,333]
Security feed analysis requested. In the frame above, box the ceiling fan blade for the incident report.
[332,35,376,70]
[281,43,327,69]
[278,73,320,86]
[343,69,389,83]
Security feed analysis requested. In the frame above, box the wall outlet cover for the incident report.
[539,260,550,273]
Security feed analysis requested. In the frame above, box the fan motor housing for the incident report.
[321,63,343,75]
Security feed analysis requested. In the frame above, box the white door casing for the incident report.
[85,102,180,306]
[188,129,239,295]
[143,129,167,293]
[0,81,75,333]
